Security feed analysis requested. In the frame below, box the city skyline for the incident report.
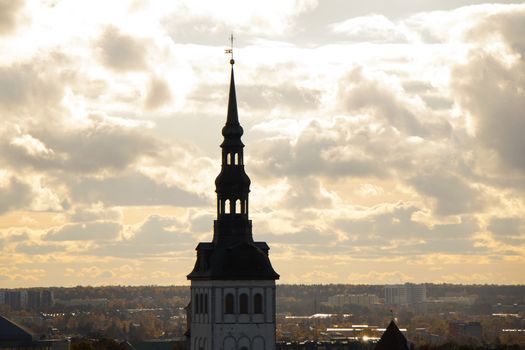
[1,0,524,287]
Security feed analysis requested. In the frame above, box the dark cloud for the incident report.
[83,215,196,257]
[70,173,205,207]
[408,172,485,216]
[44,221,121,241]
[488,217,523,236]
[252,120,387,179]
[282,177,333,210]
[338,67,451,138]
[16,242,65,255]
[0,177,32,214]
[239,84,321,112]
[190,81,321,112]
[0,0,24,35]
[2,118,158,174]
[336,204,478,239]
[0,60,64,117]
[420,94,453,110]
[69,206,122,222]
[7,232,29,242]
[261,227,338,245]
[453,9,525,174]
[487,217,525,246]
[189,213,214,233]
[144,76,172,110]
[97,26,148,71]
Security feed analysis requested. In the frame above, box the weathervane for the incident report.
[224,33,235,65]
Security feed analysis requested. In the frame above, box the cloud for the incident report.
[70,173,204,207]
[337,67,451,138]
[0,60,64,118]
[408,172,485,216]
[6,232,29,242]
[331,14,413,43]
[0,0,25,35]
[16,242,65,255]
[0,177,32,214]
[144,76,172,110]
[252,118,387,179]
[163,0,317,40]
[346,270,415,284]
[487,217,525,246]
[97,26,149,71]
[44,221,122,241]
[84,215,197,257]
[239,83,321,112]
[2,117,158,174]
[69,205,123,222]
[452,7,525,174]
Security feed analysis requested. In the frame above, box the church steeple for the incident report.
[187,55,278,281]
[186,49,278,350]
[213,58,252,245]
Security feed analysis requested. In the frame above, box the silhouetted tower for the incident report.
[187,52,279,350]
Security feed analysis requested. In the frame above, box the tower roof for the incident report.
[375,320,410,350]
[0,315,35,342]
[221,65,244,147]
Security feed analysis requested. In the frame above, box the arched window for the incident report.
[195,293,200,314]
[239,293,248,314]
[254,293,263,314]
[235,199,241,214]
[225,199,230,214]
[234,153,239,165]
[225,293,234,314]
[227,153,231,165]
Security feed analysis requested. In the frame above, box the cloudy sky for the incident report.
[1,0,524,287]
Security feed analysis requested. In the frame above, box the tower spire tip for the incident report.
[225,33,235,65]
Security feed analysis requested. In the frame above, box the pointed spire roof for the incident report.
[221,59,244,145]
[226,65,239,126]
[375,320,410,350]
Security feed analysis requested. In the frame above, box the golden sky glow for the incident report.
[1,0,525,287]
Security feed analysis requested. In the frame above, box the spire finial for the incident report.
[224,33,235,65]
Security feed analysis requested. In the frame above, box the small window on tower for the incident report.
[204,293,208,314]
[225,199,230,214]
[195,293,200,314]
[235,199,241,214]
[254,293,263,314]
[239,293,248,314]
[234,153,239,165]
[199,293,204,315]
[225,293,234,314]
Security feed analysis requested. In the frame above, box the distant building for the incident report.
[384,284,426,306]
[327,294,379,307]
[435,295,477,305]
[55,298,107,307]
[0,290,54,310]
